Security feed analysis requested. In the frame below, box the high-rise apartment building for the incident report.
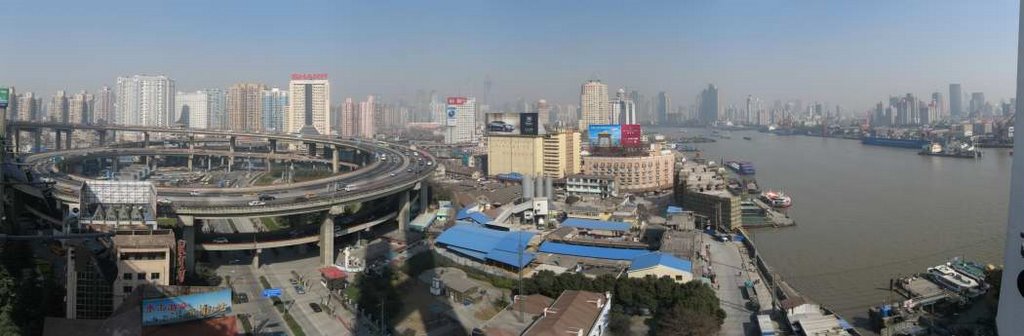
[69,90,91,124]
[206,88,227,130]
[698,84,720,124]
[357,95,376,138]
[115,75,175,127]
[487,130,582,179]
[610,89,637,125]
[444,97,477,144]
[535,99,551,126]
[656,92,670,124]
[175,91,209,129]
[227,83,266,131]
[16,92,38,121]
[340,98,355,138]
[50,90,69,122]
[93,86,114,124]
[931,92,945,121]
[285,74,331,135]
[970,92,986,117]
[949,84,963,118]
[262,88,288,132]
[579,80,610,130]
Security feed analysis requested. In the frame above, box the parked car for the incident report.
[309,302,322,313]
[294,286,306,295]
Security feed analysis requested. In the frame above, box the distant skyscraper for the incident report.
[262,88,288,132]
[444,97,477,144]
[94,86,114,124]
[357,95,376,138]
[16,92,37,121]
[656,92,670,124]
[535,99,551,126]
[698,84,720,124]
[205,89,227,129]
[579,80,610,130]
[50,90,68,123]
[115,75,175,126]
[610,88,637,124]
[970,92,986,117]
[227,83,266,131]
[68,90,91,124]
[949,84,963,118]
[175,91,209,129]
[340,98,355,138]
[285,74,331,135]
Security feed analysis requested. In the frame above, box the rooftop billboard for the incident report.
[621,124,642,148]
[588,124,621,147]
[486,113,539,135]
[141,288,232,326]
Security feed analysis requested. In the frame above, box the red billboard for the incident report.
[447,97,468,105]
[291,73,328,80]
[621,124,642,147]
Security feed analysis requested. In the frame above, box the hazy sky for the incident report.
[1,0,1019,112]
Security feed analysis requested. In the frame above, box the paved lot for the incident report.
[708,239,757,336]
[211,252,290,335]
[259,247,357,336]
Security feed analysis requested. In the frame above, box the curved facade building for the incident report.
[581,147,674,193]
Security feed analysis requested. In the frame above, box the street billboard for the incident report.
[621,124,642,147]
[486,112,539,135]
[588,124,621,147]
[141,288,232,326]
[0,88,8,108]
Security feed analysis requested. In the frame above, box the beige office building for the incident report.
[286,75,331,135]
[487,130,582,179]
[582,145,675,193]
[227,83,266,132]
[111,230,175,309]
[579,80,610,131]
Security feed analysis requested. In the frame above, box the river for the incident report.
[655,127,1011,328]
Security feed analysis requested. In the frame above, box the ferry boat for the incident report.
[947,258,988,284]
[725,161,756,175]
[760,190,792,208]
[927,264,979,293]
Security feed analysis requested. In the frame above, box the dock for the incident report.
[743,199,795,228]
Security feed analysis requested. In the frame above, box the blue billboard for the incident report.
[588,124,622,147]
[141,288,232,326]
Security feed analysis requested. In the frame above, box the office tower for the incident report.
[949,84,963,118]
[430,92,445,123]
[970,92,986,117]
[931,92,945,120]
[357,95,376,138]
[656,92,670,124]
[226,83,266,131]
[115,75,175,126]
[50,90,69,122]
[69,90,91,124]
[444,97,477,144]
[175,91,209,129]
[610,89,637,124]
[205,88,227,129]
[285,74,331,135]
[535,99,551,126]
[340,98,355,138]
[93,86,114,124]
[16,92,37,121]
[262,88,288,132]
[698,84,720,124]
[579,80,610,130]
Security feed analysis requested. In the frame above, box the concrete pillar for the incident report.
[229,136,236,153]
[269,139,277,153]
[143,132,150,148]
[13,129,20,153]
[180,217,197,275]
[398,190,410,232]
[227,156,233,173]
[54,131,62,150]
[33,130,41,152]
[188,154,194,172]
[307,142,316,157]
[320,217,335,267]
[253,248,262,268]
[97,130,106,146]
[64,130,72,150]
[332,146,341,173]
[188,136,195,150]
[419,184,428,215]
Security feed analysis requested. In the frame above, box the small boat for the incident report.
[760,190,792,208]
[743,136,752,141]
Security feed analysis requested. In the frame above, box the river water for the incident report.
[655,127,1012,327]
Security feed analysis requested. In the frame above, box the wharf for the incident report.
[745,199,795,228]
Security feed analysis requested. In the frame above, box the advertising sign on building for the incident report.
[0,88,8,108]
[290,73,328,80]
[446,107,458,127]
[141,288,232,326]
[588,124,622,147]
[176,240,187,284]
[621,124,642,147]
[485,112,540,135]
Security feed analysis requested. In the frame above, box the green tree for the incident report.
[655,302,721,336]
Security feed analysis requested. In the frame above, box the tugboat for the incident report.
[760,190,792,208]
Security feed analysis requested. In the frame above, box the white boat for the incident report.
[927,265,979,292]
[760,190,792,208]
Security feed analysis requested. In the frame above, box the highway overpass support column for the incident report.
[64,130,72,150]
[179,216,197,275]
[419,184,428,215]
[319,217,334,267]
[97,130,106,146]
[12,129,19,153]
[399,190,410,231]
[332,146,341,173]
[143,132,150,148]
[306,142,316,157]
[253,248,262,268]
[188,155,194,171]
[229,136,236,153]
[268,139,277,153]
[54,131,62,150]
[33,129,41,152]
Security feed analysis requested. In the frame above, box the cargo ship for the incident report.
[725,161,756,175]
[861,136,930,149]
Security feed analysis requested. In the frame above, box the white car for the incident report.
[248,200,266,206]
[190,190,200,196]
[157,198,173,205]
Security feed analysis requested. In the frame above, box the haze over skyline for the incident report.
[1,0,1019,111]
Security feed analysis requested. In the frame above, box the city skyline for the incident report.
[1,0,1020,111]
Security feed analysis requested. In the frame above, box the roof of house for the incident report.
[435,224,536,268]
[319,267,347,280]
[560,218,630,232]
[628,252,693,273]
[456,208,494,225]
[522,290,608,336]
[537,241,649,261]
